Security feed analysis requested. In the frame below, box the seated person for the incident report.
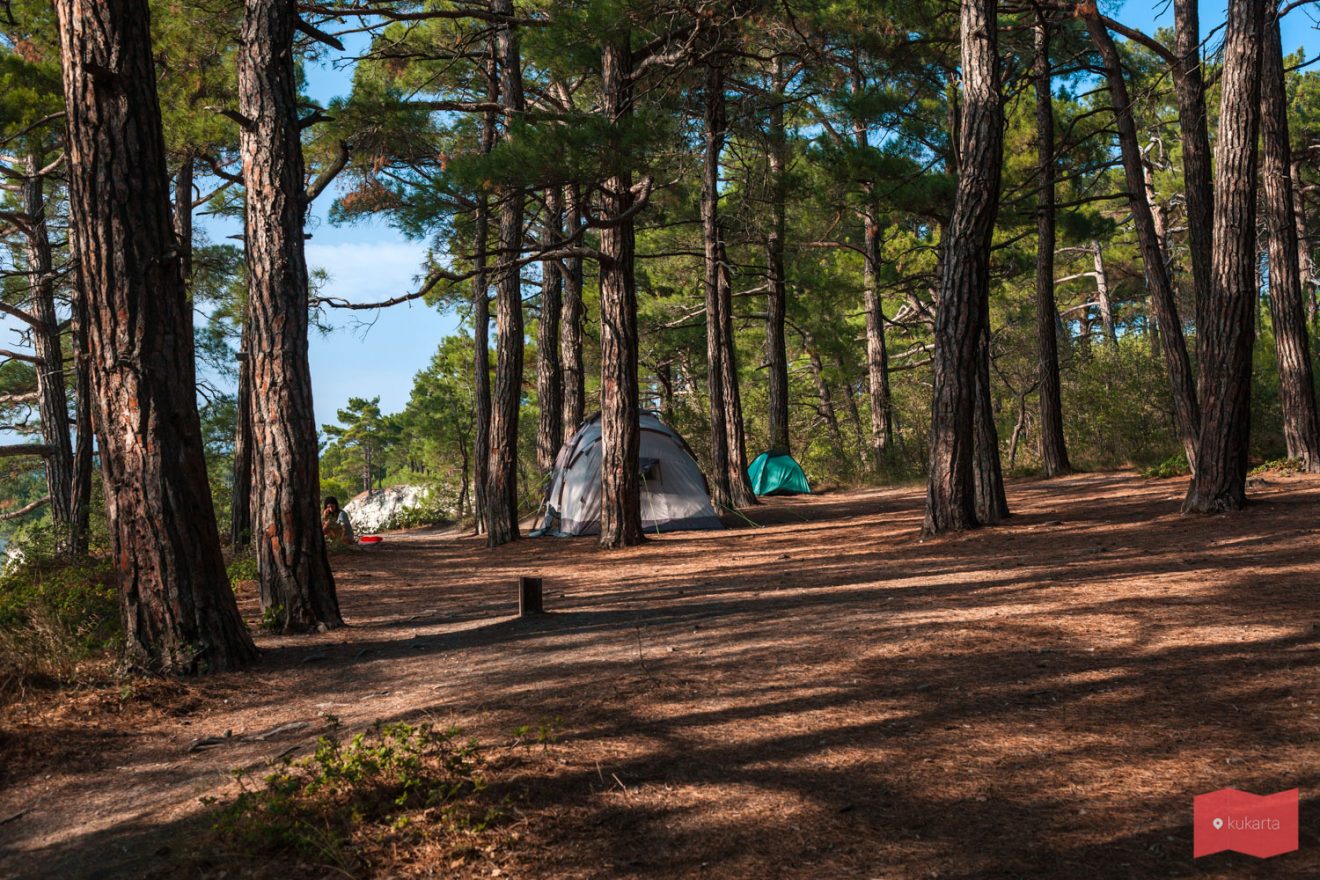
[321,496,355,545]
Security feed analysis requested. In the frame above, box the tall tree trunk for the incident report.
[702,54,734,510]
[485,0,525,546]
[69,268,93,557]
[173,153,194,287]
[1289,158,1315,321]
[54,0,256,672]
[765,58,790,455]
[973,324,1009,522]
[1092,239,1118,346]
[1184,0,1266,512]
[803,332,845,457]
[559,183,586,438]
[834,351,868,454]
[21,152,76,540]
[472,40,497,535]
[923,0,1003,536]
[597,34,644,548]
[860,208,893,469]
[230,321,253,549]
[536,188,564,472]
[1032,17,1070,477]
[718,252,757,507]
[851,70,894,468]
[1172,0,1214,338]
[1260,13,1320,471]
[656,361,674,419]
[238,0,341,631]
[1082,10,1200,470]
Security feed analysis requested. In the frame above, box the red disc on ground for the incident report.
[359,535,382,544]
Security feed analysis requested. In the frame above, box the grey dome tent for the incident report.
[532,412,723,536]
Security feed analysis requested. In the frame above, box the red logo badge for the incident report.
[1193,788,1299,858]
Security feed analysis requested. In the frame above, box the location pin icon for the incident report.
[1213,818,1224,830]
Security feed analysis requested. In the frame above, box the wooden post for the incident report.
[519,576,544,616]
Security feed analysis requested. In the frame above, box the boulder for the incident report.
[344,485,429,534]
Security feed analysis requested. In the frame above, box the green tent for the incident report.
[747,451,811,496]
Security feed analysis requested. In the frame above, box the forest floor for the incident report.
[1,470,1318,879]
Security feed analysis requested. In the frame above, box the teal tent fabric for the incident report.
[748,452,811,496]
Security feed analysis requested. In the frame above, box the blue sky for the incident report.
[244,3,1320,432]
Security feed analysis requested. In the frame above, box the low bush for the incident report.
[379,496,455,531]
[1249,457,1305,476]
[204,720,499,874]
[0,556,119,698]
[225,553,259,584]
[1141,452,1191,479]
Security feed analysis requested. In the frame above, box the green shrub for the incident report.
[1142,452,1191,479]
[1250,457,1305,475]
[0,556,119,696]
[379,496,455,531]
[205,720,496,872]
[226,553,259,583]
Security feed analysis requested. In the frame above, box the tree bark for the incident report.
[850,69,894,469]
[702,54,734,510]
[1091,239,1117,346]
[231,326,253,549]
[472,38,497,535]
[1289,158,1315,321]
[860,209,894,469]
[597,34,644,549]
[1032,17,1070,477]
[1082,9,1200,470]
[69,267,93,557]
[721,369,757,504]
[238,0,341,631]
[536,188,564,472]
[173,153,194,287]
[559,183,586,438]
[485,0,525,546]
[21,152,76,541]
[1260,13,1320,471]
[54,0,256,672]
[803,332,845,457]
[973,324,1009,523]
[1184,0,1266,512]
[1172,0,1215,338]
[765,58,791,456]
[923,0,1003,536]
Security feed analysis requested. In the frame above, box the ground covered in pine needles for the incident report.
[1,470,1317,879]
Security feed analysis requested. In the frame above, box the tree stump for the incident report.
[518,576,544,617]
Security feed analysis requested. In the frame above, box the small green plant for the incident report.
[206,721,495,872]
[226,554,259,583]
[511,716,561,752]
[260,604,286,632]
[1249,457,1304,476]
[1142,452,1190,479]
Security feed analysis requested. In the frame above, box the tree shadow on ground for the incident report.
[4,472,1318,879]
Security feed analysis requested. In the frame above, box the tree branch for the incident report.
[0,443,52,458]
[0,495,49,519]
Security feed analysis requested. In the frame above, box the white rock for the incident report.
[343,485,431,533]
